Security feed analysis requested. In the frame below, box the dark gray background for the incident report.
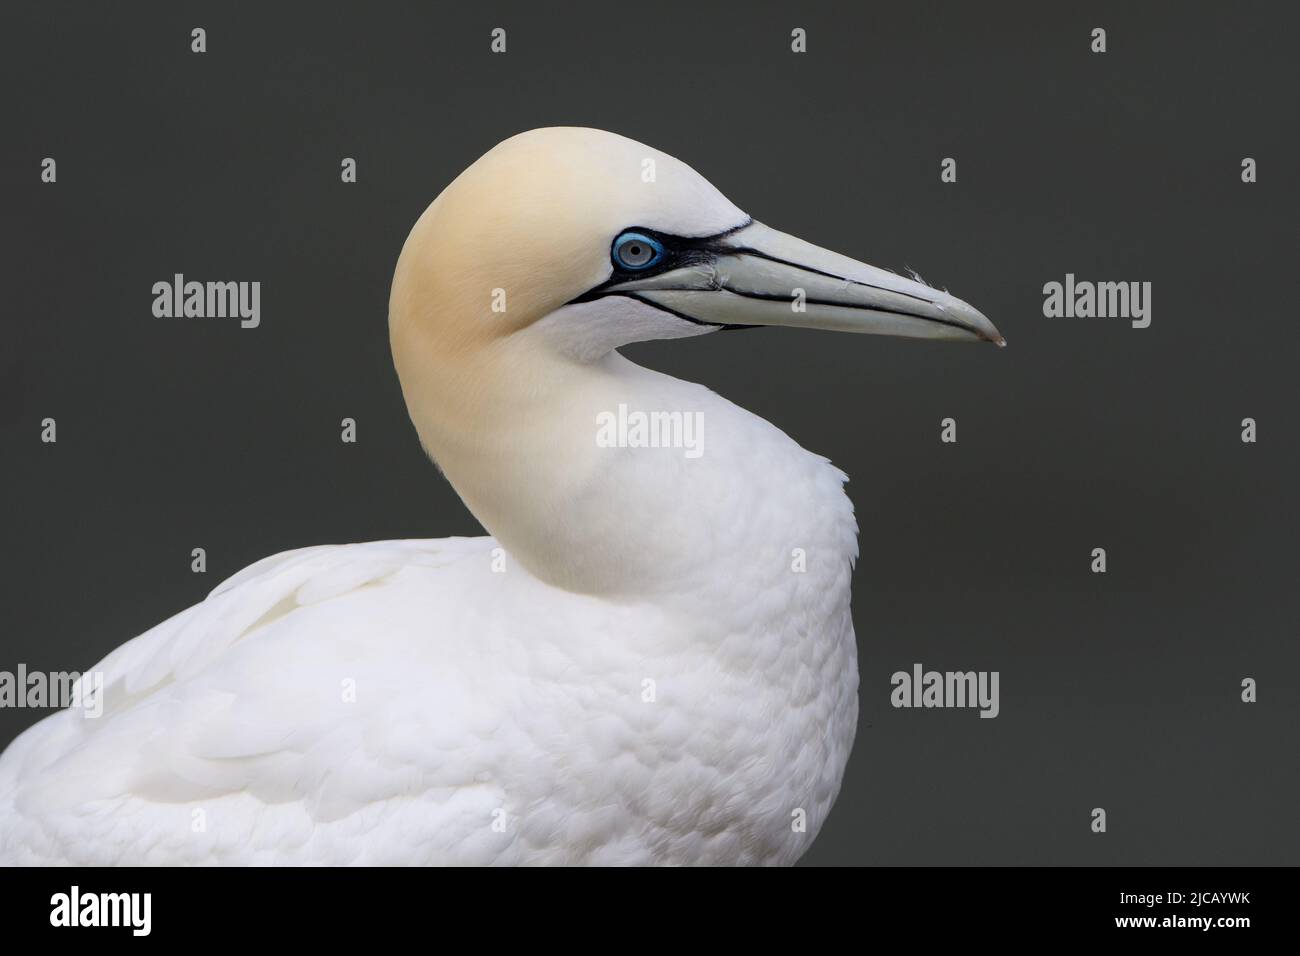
[2,0,1296,865]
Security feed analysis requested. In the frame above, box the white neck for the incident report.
[397,329,858,600]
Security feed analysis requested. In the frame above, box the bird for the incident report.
[0,127,1003,865]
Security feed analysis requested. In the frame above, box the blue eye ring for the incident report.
[612,231,664,271]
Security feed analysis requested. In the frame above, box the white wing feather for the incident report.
[0,537,532,865]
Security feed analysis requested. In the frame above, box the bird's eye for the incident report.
[612,231,664,270]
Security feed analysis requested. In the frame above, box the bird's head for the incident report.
[389,126,1004,372]
[388,128,1003,592]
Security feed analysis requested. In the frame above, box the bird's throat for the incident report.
[395,339,852,602]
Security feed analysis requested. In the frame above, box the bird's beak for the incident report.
[601,221,1005,345]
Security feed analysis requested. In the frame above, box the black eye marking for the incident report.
[575,220,753,297]
[568,220,761,329]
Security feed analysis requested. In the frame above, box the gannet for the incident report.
[0,128,1002,866]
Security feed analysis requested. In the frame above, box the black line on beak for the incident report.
[720,247,939,307]
[621,292,726,329]
[718,289,979,337]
